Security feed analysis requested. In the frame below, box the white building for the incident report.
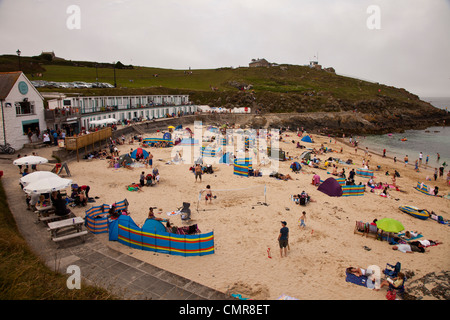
[0,72,46,150]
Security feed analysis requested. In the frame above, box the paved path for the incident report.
[0,149,232,300]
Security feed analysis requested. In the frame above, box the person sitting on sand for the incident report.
[378,272,405,291]
[127,183,143,192]
[332,166,338,176]
[147,207,164,221]
[122,160,132,170]
[145,173,154,186]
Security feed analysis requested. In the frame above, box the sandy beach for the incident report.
[15,125,450,300]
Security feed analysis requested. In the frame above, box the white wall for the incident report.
[1,73,45,150]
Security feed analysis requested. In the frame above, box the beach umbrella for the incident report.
[23,176,73,194]
[376,218,404,233]
[13,156,48,166]
[19,171,59,187]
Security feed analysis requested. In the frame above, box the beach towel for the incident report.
[345,272,369,288]
[397,232,423,241]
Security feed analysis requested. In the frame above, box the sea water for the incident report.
[357,97,450,168]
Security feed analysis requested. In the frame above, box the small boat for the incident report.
[399,205,430,220]
[401,138,407,141]
[387,133,393,136]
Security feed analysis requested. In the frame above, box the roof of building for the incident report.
[250,58,269,64]
[0,71,44,101]
[0,71,22,100]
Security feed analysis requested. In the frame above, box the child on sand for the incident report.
[299,211,306,228]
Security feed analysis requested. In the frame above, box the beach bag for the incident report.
[386,290,396,300]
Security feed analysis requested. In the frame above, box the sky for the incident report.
[0,0,449,97]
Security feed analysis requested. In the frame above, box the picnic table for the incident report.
[47,216,87,243]
[35,204,54,215]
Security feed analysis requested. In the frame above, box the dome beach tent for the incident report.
[118,154,133,167]
[317,177,343,197]
[130,148,149,159]
[290,162,301,172]
[299,151,313,161]
[301,135,313,143]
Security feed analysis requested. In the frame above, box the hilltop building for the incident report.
[309,60,322,70]
[40,51,64,61]
[249,58,271,68]
[0,71,46,149]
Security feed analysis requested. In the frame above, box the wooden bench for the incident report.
[39,212,74,225]
[52,230,88,243]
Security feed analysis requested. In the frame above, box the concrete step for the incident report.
[23,141,48,149]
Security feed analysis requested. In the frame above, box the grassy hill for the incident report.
[1,53,418,101]
[2,54,447,133]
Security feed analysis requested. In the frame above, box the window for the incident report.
[15,99,35,116]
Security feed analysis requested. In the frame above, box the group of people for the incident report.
[139,168,160,187]
[26,190,72,217]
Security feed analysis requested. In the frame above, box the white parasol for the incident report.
[19,171,60,187]
[13,156,48,166]
[23,176,73,194]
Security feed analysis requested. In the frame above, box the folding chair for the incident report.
[366,224,379,239]
[180,202,191,221]
[383,262,401,278]
[354,221,367,236]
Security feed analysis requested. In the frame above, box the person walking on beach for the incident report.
[278,221,289,258]
[299,211,306,228]
[434,168,438,181]
[419,152,423,166]
[383,149,386,157]
[426,155,429,166]
[404,155,408,167]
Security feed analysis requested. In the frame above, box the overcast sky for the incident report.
[0,0,449,97]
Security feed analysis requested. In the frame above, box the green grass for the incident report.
[0,180,117,300]
[0,54,423,111]
[23,61,412,100]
